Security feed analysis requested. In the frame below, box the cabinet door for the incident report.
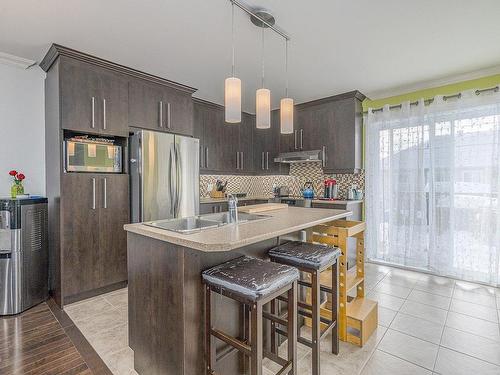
[98,174,129,286]
[204,106,221,171]
[162,87,194,136]
[128,80,165,131]
[199,203,214,214]
[239,113,254,173]
[193,103,205,170]
[60,59,101,134]
[326,98,362,172]
[220,117,239,173]
[61,173,101,297]
[253,128,269,173]
[98,70,129,137]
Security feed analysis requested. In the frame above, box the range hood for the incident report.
[274,150,323,163]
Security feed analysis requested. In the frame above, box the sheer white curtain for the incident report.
[366,89,500,286]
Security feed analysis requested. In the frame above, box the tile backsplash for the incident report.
[200,162,364,200]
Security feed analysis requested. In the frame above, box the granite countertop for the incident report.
[200,196,272,204]
[124,206,351,252]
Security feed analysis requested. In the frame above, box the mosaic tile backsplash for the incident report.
[200,162,364,200]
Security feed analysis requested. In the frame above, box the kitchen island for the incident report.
[124,206,351,375]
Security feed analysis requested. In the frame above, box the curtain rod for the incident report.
[363,85,499,115]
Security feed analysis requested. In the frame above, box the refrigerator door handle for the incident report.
[168,148,175,217]
[175,145,182,217]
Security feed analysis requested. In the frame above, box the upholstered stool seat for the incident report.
[203,256,299,375]
[202,256,300,301]
[269,241,341,271]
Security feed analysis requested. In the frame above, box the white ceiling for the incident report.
[1,0,500,112]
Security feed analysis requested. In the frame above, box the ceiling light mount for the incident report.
[229,0,290,40]
[250,9,275,28]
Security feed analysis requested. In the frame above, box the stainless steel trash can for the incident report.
[0,197,48,315]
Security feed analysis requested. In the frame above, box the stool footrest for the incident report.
[211,328,251,357]
[297,279,333,294]
[263,311,288,327]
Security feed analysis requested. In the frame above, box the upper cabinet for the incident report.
[128,79,194,136]
[294,91,365,173]
[59,57,129,137]
[40,44,197,138]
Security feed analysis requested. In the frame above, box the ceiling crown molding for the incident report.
[0,52,36,69]
[40,44,197,94]
[366,65,500,100]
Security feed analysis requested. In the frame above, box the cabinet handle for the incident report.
[205,147,209,168]
[266,152,269,170]
[103,178,107,209]
[166,102,171,129]
[294,130,298,149]
[91,97,95,129]
[159,101,163,128]
[92,178,96,210]
[241,152,244,170]
[300,129,304,149]
[236,151,240,169]
[322,146,326,168]
[102,98,107,130]
[261,152,265,170]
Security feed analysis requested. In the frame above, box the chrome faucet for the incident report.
[227,194,238,224]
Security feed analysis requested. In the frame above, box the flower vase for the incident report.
[11,181,24,198]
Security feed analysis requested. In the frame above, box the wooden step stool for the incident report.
[306,219,378,347]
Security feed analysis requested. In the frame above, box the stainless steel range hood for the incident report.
[274,150,323,163]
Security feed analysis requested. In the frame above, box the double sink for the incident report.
[145,212,270,234]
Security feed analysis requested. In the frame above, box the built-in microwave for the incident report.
[64,137,122,173]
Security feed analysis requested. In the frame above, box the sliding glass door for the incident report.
[365,91,500,286]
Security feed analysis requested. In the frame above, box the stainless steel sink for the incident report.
[144,212,270,234]
[202,212,269,224]
[145,217,220,234]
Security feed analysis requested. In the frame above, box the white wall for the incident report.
[0,62,46,196]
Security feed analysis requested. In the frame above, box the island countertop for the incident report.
[124,206,351,252]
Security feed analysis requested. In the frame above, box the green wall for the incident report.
[362,73,500,111]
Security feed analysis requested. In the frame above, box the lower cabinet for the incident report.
[61,173,129,300]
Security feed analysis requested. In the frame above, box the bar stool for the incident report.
[269,241,341,375]
[203,256,300,375]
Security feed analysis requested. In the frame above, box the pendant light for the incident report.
[280,39,294,134]
[256,28,270,129]
[225,3,241,123]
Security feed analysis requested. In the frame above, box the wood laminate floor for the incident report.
[0,301,111,375]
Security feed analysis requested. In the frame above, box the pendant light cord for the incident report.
[285,39,288,97]
[231,2,235,77]
[261,27,265,88]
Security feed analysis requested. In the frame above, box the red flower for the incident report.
[9,170,17,176]
[17,174,25,181]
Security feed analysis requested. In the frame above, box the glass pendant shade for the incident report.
[224,77,241,123]
[280,97,294,134]
[256,88,271,129]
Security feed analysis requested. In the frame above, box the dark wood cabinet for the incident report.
[60,173,129,300]
[294,91,365,173]
[60,58,129,137]
[61,174,101,296]
[129,80,194,136]
[98,174,129,286]
[238,113,254,173]
[253,110,284,174]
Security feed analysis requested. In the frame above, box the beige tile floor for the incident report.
[65,263,500,375]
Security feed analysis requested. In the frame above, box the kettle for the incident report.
[302,182,315,199]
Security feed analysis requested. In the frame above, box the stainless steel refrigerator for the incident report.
[130,130,199,223]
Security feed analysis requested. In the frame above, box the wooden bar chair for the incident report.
[203,256,299,375]
[268,241,341,375]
